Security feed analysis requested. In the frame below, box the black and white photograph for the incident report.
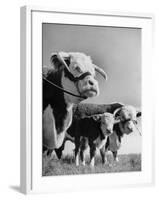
[0,0,157,198]
[42,23,142,176]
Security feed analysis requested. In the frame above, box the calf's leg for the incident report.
[100,146,107,164]
[80,137,88,166]
[75,138,80,166]
[80,149,86,166]
[89,143,96,167]
[112,151,119,162]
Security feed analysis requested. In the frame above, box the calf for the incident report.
[100,105,142,164]
[70,113,117,167]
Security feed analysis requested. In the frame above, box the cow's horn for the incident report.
[57,52,71,72]
[93,64,107,80]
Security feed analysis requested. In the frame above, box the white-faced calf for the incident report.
[70,113,117,167]
[100,105,141,164]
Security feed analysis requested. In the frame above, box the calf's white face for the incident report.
[93,113,115,136]
[123,121,136,134]
[100,113,115,136]
[115,105,139,135]
[93,113,115,150]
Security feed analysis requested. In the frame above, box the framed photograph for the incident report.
[20,6,154,194]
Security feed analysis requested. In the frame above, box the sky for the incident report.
[42,23,141,154]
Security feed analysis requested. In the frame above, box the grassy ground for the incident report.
[42,153,141,176]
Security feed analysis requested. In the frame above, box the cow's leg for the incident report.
[55,144,64,160]
[100,146,107,164]
[47,149,53,157]
[54,136,67,159]
[112,151,119,162]
[43,146,48,153]
[43,149,53,160]
[75,138,80,166]
[89,143,96,167]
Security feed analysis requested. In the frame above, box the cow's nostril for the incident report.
[88,80,94,86]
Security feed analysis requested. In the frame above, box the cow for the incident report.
[43,52,107,152]
[100,105,142,164]
[67,113,118,167]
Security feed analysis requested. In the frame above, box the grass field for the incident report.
[42,153,141,176]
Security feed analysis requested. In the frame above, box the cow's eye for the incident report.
[76,66,82,73]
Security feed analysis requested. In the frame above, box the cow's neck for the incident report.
[43,70,73,133]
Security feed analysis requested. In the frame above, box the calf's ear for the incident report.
[136,111,142,118]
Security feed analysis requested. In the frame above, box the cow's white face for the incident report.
[63,53,99,100]
[70,54,99,98]
[51,52,107,104]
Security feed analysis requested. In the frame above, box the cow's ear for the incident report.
[136,111,142,118]
[50,52,70,70]
[50,53,59,69]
